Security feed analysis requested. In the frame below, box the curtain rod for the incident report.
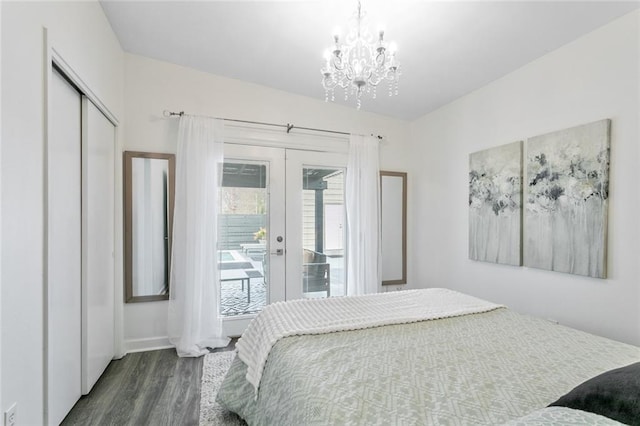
[162,110,382,140]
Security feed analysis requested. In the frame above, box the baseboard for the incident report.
[124,336,174,354]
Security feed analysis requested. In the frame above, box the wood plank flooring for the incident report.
[62,341,236,426]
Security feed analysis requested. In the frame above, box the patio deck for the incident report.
[219,250,267,316]
[219,250,346,316]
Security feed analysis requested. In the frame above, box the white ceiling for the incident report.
[100,1,639,121]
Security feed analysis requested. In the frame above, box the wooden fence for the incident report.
[219,214,266,250]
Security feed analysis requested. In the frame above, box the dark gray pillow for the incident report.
[549,362,640,425]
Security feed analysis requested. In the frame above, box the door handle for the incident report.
[271,248,284,256]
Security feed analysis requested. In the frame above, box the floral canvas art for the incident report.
[524,119,610,278]
[469,141,523,266]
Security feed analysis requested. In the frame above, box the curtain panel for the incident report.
[168,116,229,357]
[346,134,381,295]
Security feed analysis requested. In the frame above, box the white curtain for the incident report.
[168,116,229,357]
[345,134,381,295]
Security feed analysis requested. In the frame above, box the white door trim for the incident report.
[221,144,286,337]
[43,28,122,424]
[221,144,348,336]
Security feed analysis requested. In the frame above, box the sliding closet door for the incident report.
[48,69,82,425]
[48,70,117,422]
[81,98,115,394]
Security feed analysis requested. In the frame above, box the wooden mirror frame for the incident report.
[123,151,176,302]
[380,171,407,285]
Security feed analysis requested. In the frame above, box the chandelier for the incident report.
[321,1,401,110]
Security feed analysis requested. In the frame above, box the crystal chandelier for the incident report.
[321,1,401,110]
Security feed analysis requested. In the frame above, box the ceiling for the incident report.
[100,1,639,121]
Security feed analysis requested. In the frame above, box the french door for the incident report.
[219,144,347,335]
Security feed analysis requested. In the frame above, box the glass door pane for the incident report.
[218,146,345,335]
[219,144,286,337]
[302,167,346,298]
[286,150,348,300]
[218,161,269,316]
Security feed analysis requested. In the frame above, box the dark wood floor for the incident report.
[62,340,236,426]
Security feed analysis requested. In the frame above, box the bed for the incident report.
[216,289,640,425]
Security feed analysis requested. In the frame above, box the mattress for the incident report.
[217,301,639,425]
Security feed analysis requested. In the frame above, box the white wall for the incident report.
[1,2,123,423]
[0,0,3,416]
[410,10,640,346]
[122,53,412,351]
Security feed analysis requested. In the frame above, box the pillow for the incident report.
[549,362,640,426]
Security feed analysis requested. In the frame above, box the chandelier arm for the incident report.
[336,79,351,89]
[332,58,346,72]
[322,77,338,90]
[367,74,383,87]
[384,71,398,82]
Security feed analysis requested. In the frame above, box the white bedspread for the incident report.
[236,288,504,395]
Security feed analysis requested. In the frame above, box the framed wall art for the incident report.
[524,119,610,278]
[469,141,523,266]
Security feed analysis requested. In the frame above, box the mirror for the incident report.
[124,151,175,302]
[380,171,407,285]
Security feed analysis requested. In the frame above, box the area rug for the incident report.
[199,351,247,426]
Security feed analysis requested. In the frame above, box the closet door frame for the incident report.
[43,33,122,424]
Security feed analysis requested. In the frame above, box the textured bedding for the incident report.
[236,288,503,394]
[217,303,640,425]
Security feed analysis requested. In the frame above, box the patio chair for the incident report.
[303,249,330,297]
